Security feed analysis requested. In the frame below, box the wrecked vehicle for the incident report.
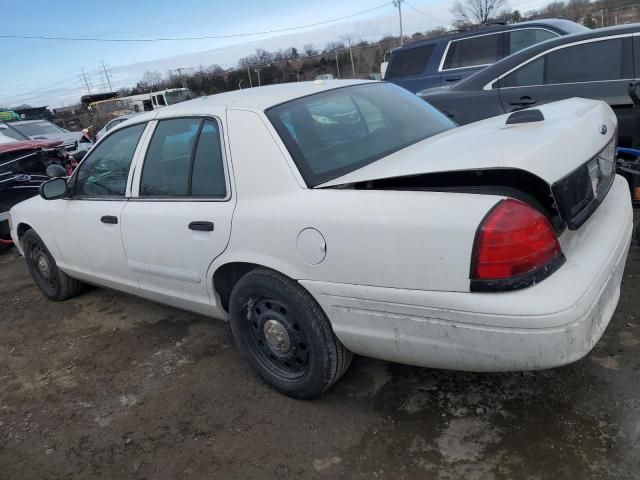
[8,80,633,398]
[0,138,69,244]
[7,119,93,155]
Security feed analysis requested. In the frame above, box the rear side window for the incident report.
[140,118,226,198]
[443,33,502,70]
[508,29,558,55]
[74,123,146,198]
[386,45,435,78]
[267,83,455,186]
[502,38,630,88]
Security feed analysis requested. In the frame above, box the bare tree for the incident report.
[451,0,507,25]
[303,44,317,61]
[140,70,163,89]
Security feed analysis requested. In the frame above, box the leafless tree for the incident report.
[451,0,508,25]
[303,44,317,61]
[140,70,163,88]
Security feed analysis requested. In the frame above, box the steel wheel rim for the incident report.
[244,296,310,380]
[28,242,58,291]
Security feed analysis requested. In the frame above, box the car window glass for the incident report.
[501,57,545,87]
[386,45,435,78]
[140,118,200,196]
[544,38,624,84]
[267,83,456,186]
[443,33,501,69]
[191,120,226,197]
[74,123,146,197]
[508,29,558,55]
[155,95,166,106]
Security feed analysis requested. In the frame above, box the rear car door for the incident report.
[52,122,148,289]
[438,31,505,85]
[498,35,636,145]
[385,44,438,93]
[121,113,234,314]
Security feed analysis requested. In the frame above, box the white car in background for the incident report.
[8,80,632,398]
[95,113,141,141]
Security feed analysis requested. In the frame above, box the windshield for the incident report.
[165,90,192,105]
[0,124,27,142]
[266,82,456,186]
[11,121,64,137]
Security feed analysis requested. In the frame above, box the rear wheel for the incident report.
[228,268,352,399]
[23,229,84,301]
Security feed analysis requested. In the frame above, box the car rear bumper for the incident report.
[301,175,633,371]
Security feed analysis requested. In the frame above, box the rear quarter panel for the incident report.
[214,108,500,294]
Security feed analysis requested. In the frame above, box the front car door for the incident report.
[120,112,235,315]
[497,34,636,145]
[51,122,149,290]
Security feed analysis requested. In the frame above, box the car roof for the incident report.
[129,79,371,122]
[392,18,587,52]
[8,119,52,125]
[452,23,640,89]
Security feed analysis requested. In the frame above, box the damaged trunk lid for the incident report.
[318,98,618,229]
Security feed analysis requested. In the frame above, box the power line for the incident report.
[404,1,448,24]
[0,3,392,43]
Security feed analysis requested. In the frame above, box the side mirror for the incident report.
[40,177,68,200]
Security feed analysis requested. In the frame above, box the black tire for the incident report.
[22,229,85,301]
[229,268,352,399]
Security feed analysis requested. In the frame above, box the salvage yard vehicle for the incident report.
[384,19,587,93]
[8,80,633,398]
[8,119,93,154]
[417,24,640,147]
[0,139,67,244]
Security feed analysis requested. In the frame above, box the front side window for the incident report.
[386,45,435,78]
[502,38,629,88]
[443,33,502,70]
[508,29,558,55]
[267,83,456,186]
[154,94,167,106]
[74,123,146,198]
[140,118,226,198]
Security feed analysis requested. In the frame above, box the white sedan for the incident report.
[8,80,633,398]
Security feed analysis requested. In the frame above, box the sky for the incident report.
[0,0,552,108]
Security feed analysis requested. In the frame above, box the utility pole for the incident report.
[80,67,92,94]
[393,0,404,47]
[174,68,188,89]
[254,68,262,86]
[100,60,113,92]
[335,50,340,79]
[348,39,356,78]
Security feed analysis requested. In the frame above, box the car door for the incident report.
[438,31,505,86]
[120,114,235,315]
[497,35,635,145]
[52,122,149,290]
[385,43,438,93]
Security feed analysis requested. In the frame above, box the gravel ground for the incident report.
[1,231,640,479]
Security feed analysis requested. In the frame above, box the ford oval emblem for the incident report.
[14,174,31,182]
[599,124,608,135]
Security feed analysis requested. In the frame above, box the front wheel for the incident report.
[228,268,352,399]
[23,229,85,301]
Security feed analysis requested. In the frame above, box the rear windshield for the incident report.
[11,121,64,137]
[266,83,455,186]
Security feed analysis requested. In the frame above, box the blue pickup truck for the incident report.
[384,19,588,93]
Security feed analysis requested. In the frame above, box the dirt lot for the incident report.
[1,237,640,480]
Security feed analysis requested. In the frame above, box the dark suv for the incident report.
[384,19,588,93]
[417,24,640,147]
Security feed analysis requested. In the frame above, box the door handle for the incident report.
[188,221,214,232]
[101,215,118,224]
[509,96,537,107]
[445,76,461,82]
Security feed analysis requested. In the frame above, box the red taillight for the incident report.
[471,199,563,289]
